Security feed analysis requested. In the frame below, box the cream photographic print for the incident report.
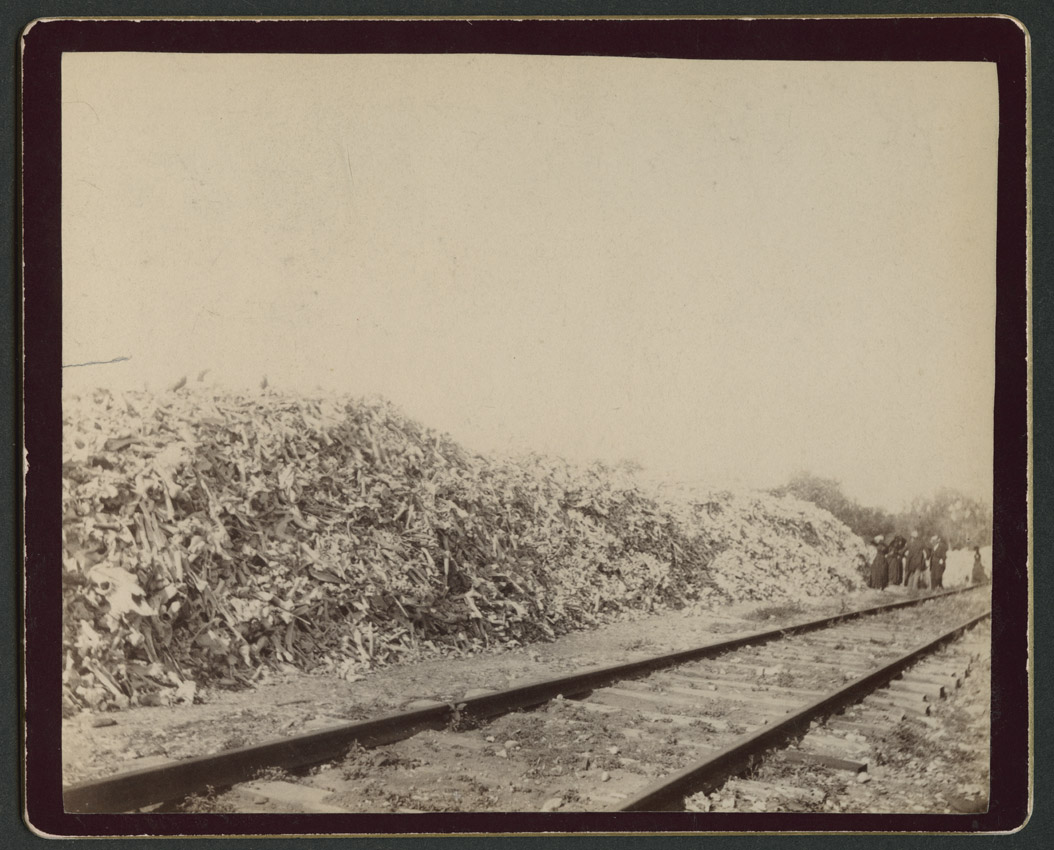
[35,25,1023,831]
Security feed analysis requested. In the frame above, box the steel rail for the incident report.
[62,585,984,813]
[613,608,991,811]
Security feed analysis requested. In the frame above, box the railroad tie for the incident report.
[900,672,962,690]
[864,694,931,716]
[887,679,945,700]
[724,777,826,808]
[778,749,868,774]
[575,700,733,731]
[662,672,826,700]
[797,731,869,757]
[659,684,806,710]
[236,780,348,814]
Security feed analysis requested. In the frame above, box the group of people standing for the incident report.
[868,531,989,590]
[868,529,948,590]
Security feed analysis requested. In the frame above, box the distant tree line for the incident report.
[770,471,992,550]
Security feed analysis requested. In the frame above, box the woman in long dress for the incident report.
[972,547,989,584]
[887,535,905,585]
[870,536,889,590]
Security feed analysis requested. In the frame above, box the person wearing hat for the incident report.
[869,535,889,590]
[930,534,948,589]
[887,534,906,585]
[904,529,929,590]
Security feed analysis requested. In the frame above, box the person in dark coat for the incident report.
[887,534,906,585]
[930,535,949,589]
[904,529,928,589]
[972,547,989,584]
[870,536,889,590]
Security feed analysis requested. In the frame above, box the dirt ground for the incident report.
[61,584,980,788]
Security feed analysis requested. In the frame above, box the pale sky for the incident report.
[61,53,998,512]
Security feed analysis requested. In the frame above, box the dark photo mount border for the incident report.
[22,15,1029,838]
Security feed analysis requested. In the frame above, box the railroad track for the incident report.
[63,586,990,814]
[682,620,992,814]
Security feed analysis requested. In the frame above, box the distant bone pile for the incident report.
[62,386,866,713]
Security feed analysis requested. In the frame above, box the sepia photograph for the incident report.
[21,16,1029,836]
